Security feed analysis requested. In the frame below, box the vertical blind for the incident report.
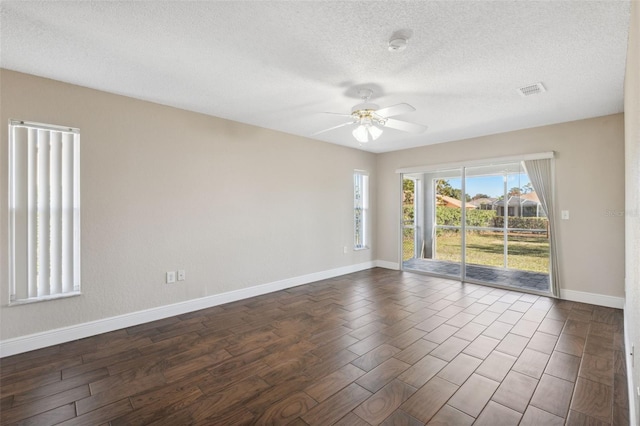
[9,120,81,302]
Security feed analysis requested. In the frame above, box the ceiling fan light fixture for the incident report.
[353,122,383,143]
[352,125,370,143]
[368,124,383,140]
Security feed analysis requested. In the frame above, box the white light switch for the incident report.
[166,271,176,284]
[561,210,570,220]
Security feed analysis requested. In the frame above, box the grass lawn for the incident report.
[404,231,550,273]
[403,228,415,261]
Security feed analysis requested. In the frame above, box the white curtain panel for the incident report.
[523,159,560,297]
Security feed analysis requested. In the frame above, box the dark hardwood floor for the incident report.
[0,268,629,425]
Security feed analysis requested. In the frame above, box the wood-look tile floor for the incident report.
[0,268,629,425]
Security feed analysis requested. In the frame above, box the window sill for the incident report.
[9,291,82,306]
[354,246,370,251]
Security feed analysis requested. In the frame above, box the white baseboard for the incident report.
[560,289,625,309]
[375,260,400,270]
[3,264,625,358]
[0,261,376,358]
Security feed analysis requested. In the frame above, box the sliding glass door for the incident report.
[432,169,463,279]
[464,164,508,278]
[403,169,463,280]
[402,161,550,293]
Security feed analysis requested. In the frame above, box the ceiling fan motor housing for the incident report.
[351,102,379,113]
[351,104,387,127]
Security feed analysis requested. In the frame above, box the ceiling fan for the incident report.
[313,89,427,144]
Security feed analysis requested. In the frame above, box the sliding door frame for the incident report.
[398,152,555,295]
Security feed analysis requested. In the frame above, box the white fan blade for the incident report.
[383,118,427,133]
[375,103,415,117]
[322,112,355,118]
[312,120,355,136]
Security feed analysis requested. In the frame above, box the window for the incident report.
[354,170,369,250]
[9,120,81,303]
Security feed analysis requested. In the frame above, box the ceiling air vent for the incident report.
[517,82,546,97]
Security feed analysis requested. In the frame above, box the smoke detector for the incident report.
[388,37,408,51]
[517,82,546,97]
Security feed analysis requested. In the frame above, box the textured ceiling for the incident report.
[0,1,631,153]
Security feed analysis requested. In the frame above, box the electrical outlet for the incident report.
[177,269,186,281]
[166,271,176,284]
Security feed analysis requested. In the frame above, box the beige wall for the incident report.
[0,70,377,340]
[0,65,630,360]
[377,114,626,298]
[625,0,640,421]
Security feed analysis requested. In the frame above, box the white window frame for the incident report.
[8,120,81,304]
[354,170,369,250]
